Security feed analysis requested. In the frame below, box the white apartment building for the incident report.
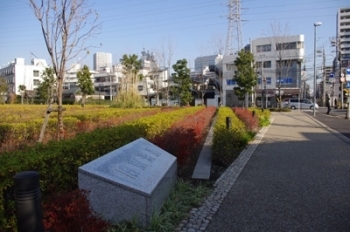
[251,35,305,107]
[337,7,350,70]
[63,50,170,103]
[222,54,238,106]
[137,50,169,105]
[93,52,112,71]
[0,58,48,101]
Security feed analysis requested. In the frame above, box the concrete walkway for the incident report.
[180,110,350,231]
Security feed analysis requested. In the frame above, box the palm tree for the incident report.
[18,85,26,104]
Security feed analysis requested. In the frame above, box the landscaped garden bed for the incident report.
[0,105,270,231]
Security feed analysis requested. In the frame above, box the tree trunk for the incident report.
[57,75,64,140]
[38,98,54,143]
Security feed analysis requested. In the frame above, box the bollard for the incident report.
[226,117,232,129]
[13,171,44,232]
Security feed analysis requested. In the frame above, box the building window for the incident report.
[256,44,271,52]
[276,77,293,84]
[256,61,271,69]
[258,77,272,85]
[226,63,234,71]
[138,85,143,91]
[266,77,272,84]
[263,61,271,68]
[276,42,304,50]
[33,79,40,86]
[33,70,40,77]
[226,79,237,85]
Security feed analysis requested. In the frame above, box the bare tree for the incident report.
[196,44,210,105]
[155,36,176,106]
[209,33,225,55]
[268,22,295,107]
[29,0,101,140]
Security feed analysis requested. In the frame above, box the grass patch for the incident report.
[109,179,211,232]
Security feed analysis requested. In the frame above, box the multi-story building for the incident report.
[191,54,223,106]
[334,7,350,107]
[93,52,112,71]
[137,50,169,105]
[194,54,223,72]
[337,7,350,71]
[251,35,305,107]
[0,58,48,102]
[222,54,238,106]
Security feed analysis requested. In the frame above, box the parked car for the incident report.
[285,98,319,110]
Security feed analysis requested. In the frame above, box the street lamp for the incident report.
[263,76,267,108]
[313,22,322,117]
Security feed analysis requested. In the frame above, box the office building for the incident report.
[251,35,305,107]
[93,52,112,71]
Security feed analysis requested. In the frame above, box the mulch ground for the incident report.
[176,120,233,185]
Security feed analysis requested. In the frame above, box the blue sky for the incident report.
[1,0,349,77]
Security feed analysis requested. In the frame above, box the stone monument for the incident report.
[78,138,177,228]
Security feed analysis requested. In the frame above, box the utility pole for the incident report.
[322,46,326,107]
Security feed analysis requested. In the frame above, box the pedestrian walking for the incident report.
[334,98,338,109]
[326,94,331,114]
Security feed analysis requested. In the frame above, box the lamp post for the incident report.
[263,76,267,108]
[313,22,322,117]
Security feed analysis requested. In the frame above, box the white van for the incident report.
[286,98,319,110]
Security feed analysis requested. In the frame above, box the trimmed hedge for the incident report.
[212,107,252,166]
[0,106,204,231]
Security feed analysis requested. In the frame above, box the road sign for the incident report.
[346,67,350,81]
[329,73,334,78]
[346,81,350,89]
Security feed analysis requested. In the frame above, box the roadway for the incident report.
[303,107,350,139]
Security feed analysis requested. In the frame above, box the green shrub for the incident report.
[0,106,205,231]
[212,107,248,166]
[249,107,271,127]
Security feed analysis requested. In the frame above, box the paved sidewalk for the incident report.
[179,110,350,232]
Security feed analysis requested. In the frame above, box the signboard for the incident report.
[345,81,350,89]
[347,67,350,81]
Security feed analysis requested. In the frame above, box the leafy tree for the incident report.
[36,67,56,104]
[18,85,26,104]
[172,59,193,106]
[233,50,257,105]
[29,0,101,140]
[0,77,8,104]
[77,65,94,108]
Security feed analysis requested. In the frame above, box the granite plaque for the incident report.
[78,138,177,228]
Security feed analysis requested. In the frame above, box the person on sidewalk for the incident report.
[334,98,338,109]
[326,94,331,114]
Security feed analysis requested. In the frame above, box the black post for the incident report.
[13,171,44,232]
[226,117,232,129]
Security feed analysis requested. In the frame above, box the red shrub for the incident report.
[43,189,110,232]
[151,106,216,165]
[232,107,259,132]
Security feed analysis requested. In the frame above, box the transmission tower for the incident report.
[225,0,243,55]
